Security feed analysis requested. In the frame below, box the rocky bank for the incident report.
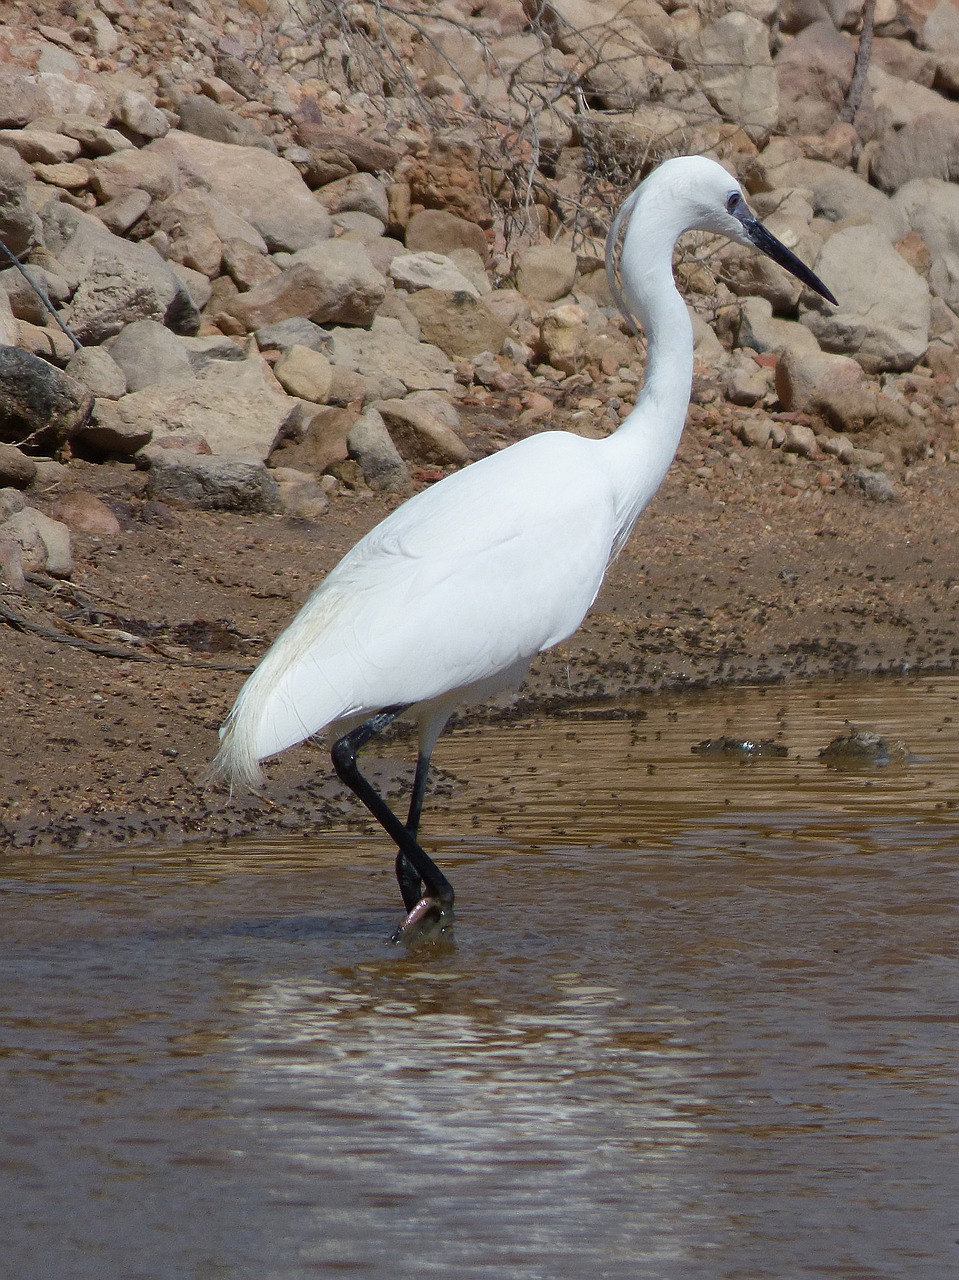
[0,0,957,851]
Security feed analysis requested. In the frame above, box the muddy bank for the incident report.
[3,398,957,855]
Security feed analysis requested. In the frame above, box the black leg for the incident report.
[331,708,453,930]
[395,750,431,910]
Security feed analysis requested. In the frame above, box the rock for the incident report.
[846,467,897,502]
[176,95,274,150]
[221,237,280,292]
[1,507,72,576]
[871,111,959,193]
[273,345,334,403]
[225,243,385,330]
[819,387,911,435]
[88,143,180,202]
[0,535,25,593]
[105,319,194,391]
[757,157,908,242]
[892,178,959,312]
[0,145,42,257]
[923,0,959,52]
[114,358,298,461]
[0,346,93,451]
[0,443,37,488]
[43,204,200,342]
[294,121,400,176]
[0,264,70,326]
[269,466,331,519]
[735,416,774,448]
[405,209,489,262]
[47,491,122,537]
[403,289,511,359]
[775,20,865,137]
[775,347,864,413]
[800,224,930,372]
[66,347,128,400]
[329,316,456,395]
[269,405,352,476]
[152,130,332,251]
[0,128,81,164]
[725,353,771,405]
[538,302,588,373]
[390,251,481,297]
[782,421,818,456]
[116,90,170,140]
[347,406,413,493]
[0,486,26,520]
[738,295,821,355]
[376,393,470,465]
[145,450,282,512]
[255,317,333,354]
[315,172,390,223]
[77,400,154,456]
[679,12,778,143]
[147,190,224,277]
[515,244,578,301]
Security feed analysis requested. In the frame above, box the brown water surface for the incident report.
[2,676,958,1279]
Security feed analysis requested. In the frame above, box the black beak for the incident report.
[731,196,837,306]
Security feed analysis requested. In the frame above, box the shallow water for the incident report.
[2,676,958,1279]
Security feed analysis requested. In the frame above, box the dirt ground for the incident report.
[3,390,958,855]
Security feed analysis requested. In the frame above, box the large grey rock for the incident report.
[893,178,959,312]
[870,112,959,193]
[347,407,412,493]
[679,12,778,142]
[105,319,194,391]
[0,146,41,257]
[757,157,908,242]
[329,316,456,394]
[114,358,297,461]
[146,450,282,513]
[224,243,385,331]
[66,346,127,399]
[403,288,511,359]
[0,346,93,451]
[176,95,275,151]
[77,400,154,456]
[775,21,868,137]
[800,224,930,372]
[42,204,200,342]
[151,130,332,251]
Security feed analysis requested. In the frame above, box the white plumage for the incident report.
[213,155,835,939]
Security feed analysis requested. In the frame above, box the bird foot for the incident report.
[389,895,453,946]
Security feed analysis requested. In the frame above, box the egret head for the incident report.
[657,155,837,305]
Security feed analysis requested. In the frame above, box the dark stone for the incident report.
[0,346,93,452]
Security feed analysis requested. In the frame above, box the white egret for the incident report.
[214,155,836,941]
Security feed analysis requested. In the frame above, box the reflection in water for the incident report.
[1,676,958,1278]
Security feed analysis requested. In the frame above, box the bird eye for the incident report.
[725,192,740,215]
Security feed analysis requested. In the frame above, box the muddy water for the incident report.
[2,677,958,1280]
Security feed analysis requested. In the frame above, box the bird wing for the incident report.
[217,434,618,773]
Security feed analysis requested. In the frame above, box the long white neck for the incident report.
[600,187,694,552]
